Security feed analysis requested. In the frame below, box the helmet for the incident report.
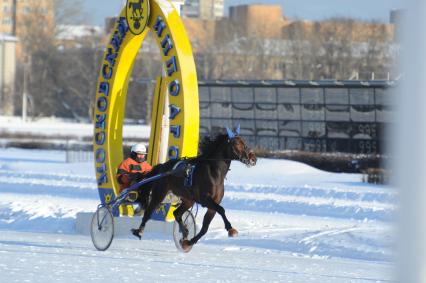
[131,143,147,154]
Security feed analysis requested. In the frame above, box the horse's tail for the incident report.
[138,184,152,209]
[139,160,176,208]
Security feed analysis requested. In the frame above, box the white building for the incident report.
[0,33,17,115]
[182,0,224,19]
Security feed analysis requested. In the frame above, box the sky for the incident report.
[81,0,405,26]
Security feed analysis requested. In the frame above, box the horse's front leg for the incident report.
[204,197,238,237]
[181,209,216,251]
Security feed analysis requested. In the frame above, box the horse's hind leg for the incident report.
[204,198,238,237]
[173,199,193,239]
[136,187,150,210]
[131,185,168,240]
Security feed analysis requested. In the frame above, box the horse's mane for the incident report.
[199,134,228,158]
[144,134,228,179]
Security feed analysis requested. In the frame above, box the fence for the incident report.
[65,150,93,163]
[198,80,395,154]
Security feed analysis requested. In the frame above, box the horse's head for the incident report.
[226,126,257,167]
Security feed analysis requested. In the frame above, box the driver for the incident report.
[116,143,153,208]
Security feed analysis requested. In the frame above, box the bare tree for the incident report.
[55,35,104,120]
[15,0,90,118]
[127,39,163,124]
[312,19,355,79]
[286,21,314,79]
[14,5,397,121]
[357,22,393,80]
[286,18,394,80]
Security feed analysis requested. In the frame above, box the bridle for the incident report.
[195,136,252,165]
[227,137,251,165]
[195,126,255,166]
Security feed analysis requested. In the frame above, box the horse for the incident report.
[128,0,144,19]
[131,127,257,252]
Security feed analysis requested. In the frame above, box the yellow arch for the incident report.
[93,0,199,216]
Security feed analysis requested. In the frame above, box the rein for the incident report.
[196,151,248,164]
[197,157,249,165]
[186,134,253,167]
[197,157,233,162]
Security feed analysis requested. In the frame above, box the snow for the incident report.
[0,231,392,283]
[0,117,396,281]
[0,145,396,282]
[0,116,150,139]
[56,25,103,41]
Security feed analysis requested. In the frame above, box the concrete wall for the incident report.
[0,34,17,115]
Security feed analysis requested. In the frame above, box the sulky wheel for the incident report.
[91,206,114,251]
[173,210,196,253]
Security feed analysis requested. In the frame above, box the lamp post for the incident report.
[0,36,4,116]
[22,55,30,122]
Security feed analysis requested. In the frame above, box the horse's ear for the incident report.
[235,124,240,136]
[226,127,235,139]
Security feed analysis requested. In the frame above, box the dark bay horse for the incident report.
[132,127,257,251]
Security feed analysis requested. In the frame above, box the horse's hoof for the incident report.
[131,228,143,240]
[228,228,238,237]
[180,239,192,253]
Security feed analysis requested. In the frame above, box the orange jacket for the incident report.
[116,157,153,192]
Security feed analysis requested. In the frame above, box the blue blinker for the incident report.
[226,127,235,139]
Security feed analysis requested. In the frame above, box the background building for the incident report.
[0,0,54,58]
[0,0,16,34]
[0,0,54,36]
[227,4,288,39]
[0,34,17,115]
[390,9,404,42]
[182,0,224,19]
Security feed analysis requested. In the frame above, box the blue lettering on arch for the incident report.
[97,96,108,112]
[168,146,179,160]
[111,31,122,52]
[117,17,129,37]
[95,148,106,163]
[95,114,106,130]
[98,82,109,96]
[169,104,181,120]
[169,80,180,96]
[170,125,181,138]
[105,48,117,67]
[102,64,113,80]
[97,163,108,185]
[161,35,173,56]
[166,56,178,76]
[153,16,166,37]
[95,132,105,145]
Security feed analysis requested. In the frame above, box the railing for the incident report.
[65,149,93,163]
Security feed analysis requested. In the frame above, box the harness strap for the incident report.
[172,160,196,188]
[184,165,195,188]
[172,160,186,171]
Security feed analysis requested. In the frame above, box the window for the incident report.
[2,17,12,25]
[22,5,31,13]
